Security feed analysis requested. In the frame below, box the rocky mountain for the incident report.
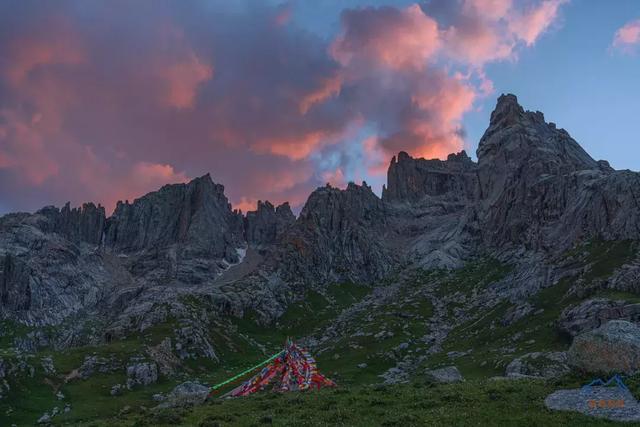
[37,202,106,245]
[277,181,395,285]
[2,93,640,329]
[2,94,640,424]
[382,150,480,269]
[476,94,640,250]
[382,150,478,203]
[103,174,246,285]
[0,210,117,327]
[244,200,295,248]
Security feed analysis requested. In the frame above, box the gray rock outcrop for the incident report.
[277,181,396,285]
[103,174,245,284]
[0,214,122,326]
[79,356,121,379]
[425,366,463,383]
[477,94,640,250]
[104,174,243,256]
[568,320,640,374]
[126,362,158,388]
[505,352,570,379]
[36,202,106,245]
[382,151,481,269]
[3,92,640,362]
[545,386,640,422]
[383,150,478,203]
[245,201,295,247]
[159,381,209,408]
[559,298,640,337]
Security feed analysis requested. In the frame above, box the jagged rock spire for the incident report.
[489,93,525,128]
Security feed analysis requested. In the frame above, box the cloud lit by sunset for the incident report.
[0,1,637,215]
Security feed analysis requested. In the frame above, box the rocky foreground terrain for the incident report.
[3,94,640,425]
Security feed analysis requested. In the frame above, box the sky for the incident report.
[0,0,638,215]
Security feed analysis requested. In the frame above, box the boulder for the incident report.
[152,393,166,402]
[501,303,534,326]
[126,362,158,389]
[505,352,570,379]
[158,381,209,408]
[425,366,463,384]
[36,413,51,425]
[147,337,181,376]
[40,356,56,375]
[110,384,125,396]
[559,298,640,337]
[545,386,640,422]
[568,320,640,374]
[79,356,120,379]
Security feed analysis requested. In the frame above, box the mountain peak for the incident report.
[489,93,525,128]
[479,94,598,172]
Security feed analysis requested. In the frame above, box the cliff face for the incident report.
[383,150,478,203]
[104,174,244,261]
[0,211,121,326]
[36,203,106,245]
[245,201,295,247]
[476,94,640,250]
[379,94,640,253]
[277,182,395,285]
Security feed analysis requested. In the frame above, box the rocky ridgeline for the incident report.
[382,150,478,203]
[37,202,106,245]
[245,200,295,248]
[276,181,395,285]
[2,93,640,351]
[477,94,640,250]
[102,174,247,286]
[104,174,244,260]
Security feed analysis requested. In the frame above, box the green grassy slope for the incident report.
[1,240,639,425]
[84,379,622,427]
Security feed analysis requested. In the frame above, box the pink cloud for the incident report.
[219,128,335,161]
[463,0,513,21]
[154,26,213,109]
[73,148,190,214]
[508,0,568,46]
[160,53,213,109]
[299,74,342,114]
[321,168,347,188]
[5,21,84,86]
[442,23,515,66]
[0,1,570,215]
[231,164,314,213]
[331,5,440,71]
[362,136,388,176]
[613,19,640,53]
[273,3,293,27]
[329,5,476,163]
[435,0,568,66]
[129,162,189,188]
[363,69,476,162]
[233,197,260,213]
[0,109,60,185]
